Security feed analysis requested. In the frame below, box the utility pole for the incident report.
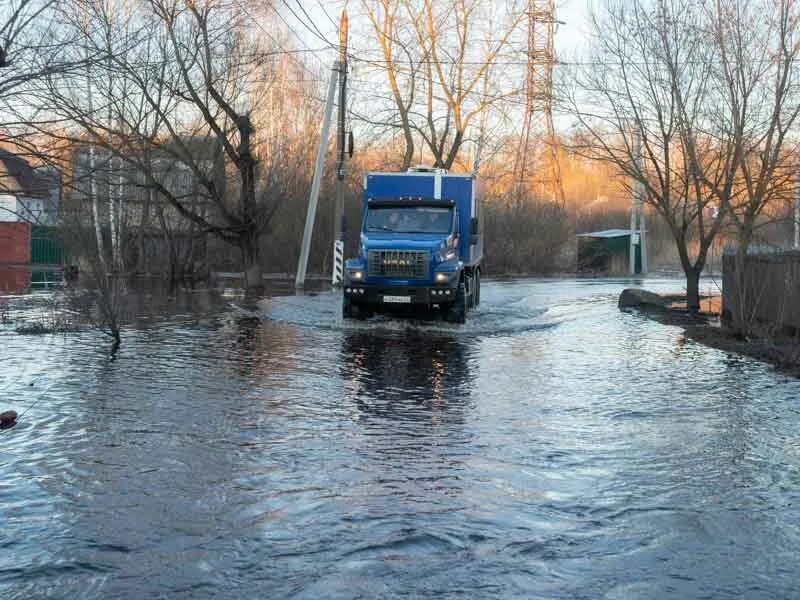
[629,184,638,277]
[332,10,349,286]
[794,172,800,250]
[638,134,648,274]
[639,181,648,274]
[295,65,339,289]
[630,131,647,276]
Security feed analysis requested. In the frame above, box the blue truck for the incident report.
[342,167,483,323]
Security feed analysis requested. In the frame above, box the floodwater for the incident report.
[2,278,800,599]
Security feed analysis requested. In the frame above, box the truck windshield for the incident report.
[365,206,453,234]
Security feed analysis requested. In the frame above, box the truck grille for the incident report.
[368,250,429,279]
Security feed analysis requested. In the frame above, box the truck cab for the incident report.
[343,167,483,323]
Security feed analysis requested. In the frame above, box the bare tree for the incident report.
[0,0,57,96]
[0,1,81,163]
[568,0,728,310]
[412,0,526,169]
[34,0,286,289]
[360,0,419,170]
[355,0,525,170]
[696,0,800,331]
[706,0,800,250]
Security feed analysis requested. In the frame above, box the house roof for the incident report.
[71,135,223,165]
[576,228,645,239]
[160,136,223,161]
[0,150,54,199]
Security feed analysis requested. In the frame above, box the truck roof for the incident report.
[365,170,474,182]
[367,198,454,207]
[364,171,475,204]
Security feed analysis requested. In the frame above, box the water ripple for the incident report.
[1,279,799,598]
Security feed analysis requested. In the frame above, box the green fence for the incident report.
[577,234,643,274]
[30,226,65,265]
[31,269,63,287]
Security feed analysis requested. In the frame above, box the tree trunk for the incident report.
[733,223,754,334]
[236,115,262,291]
[109,154,120,273]
[443,129,465,170]
[242,229,262,291]
[401,124,415,170]
[110,328,121,358]
[114,154,125,272]
[137,187,152,274]
[685,267,700,312]
[387,100,415,171]
[89,146,108,274]
[672,229,701,313]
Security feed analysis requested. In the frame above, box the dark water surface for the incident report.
[2,279,800,599]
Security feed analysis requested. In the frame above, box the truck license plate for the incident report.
[382,295,411,304]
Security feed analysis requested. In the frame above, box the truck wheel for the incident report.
[343,296,370,320]
[465,272,479,309]
[445,281,467,324]
[474,269,481,307]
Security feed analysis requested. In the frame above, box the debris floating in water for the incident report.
[0,410,18,428]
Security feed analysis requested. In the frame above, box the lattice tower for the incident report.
[514,0,565,205]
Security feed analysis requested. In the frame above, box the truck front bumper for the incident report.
[343,284,456,306]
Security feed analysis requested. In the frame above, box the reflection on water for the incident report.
[0,267,31,295]
[1,278,800,599]
[341,330,475,416]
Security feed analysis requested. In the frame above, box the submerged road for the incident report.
[1,278,799,598]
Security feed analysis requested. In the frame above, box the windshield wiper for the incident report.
[369,225,396,232]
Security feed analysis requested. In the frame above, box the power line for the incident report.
[291,0,336,49]
[232,0,328,73]
[316,0,339,29]
[274,0,335,52]
[232,0,287,51]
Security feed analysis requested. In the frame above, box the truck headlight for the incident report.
[435,272,457,284]
[351,270,364,281]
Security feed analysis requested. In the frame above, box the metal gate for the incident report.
[30,226,64,265]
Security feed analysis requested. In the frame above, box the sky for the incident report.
[283,0,594,71]
[555,0,595,58]
[276,0,596,136]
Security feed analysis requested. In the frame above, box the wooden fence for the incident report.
[722,251,800,333]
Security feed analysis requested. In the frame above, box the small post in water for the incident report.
[333,240,344,285]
